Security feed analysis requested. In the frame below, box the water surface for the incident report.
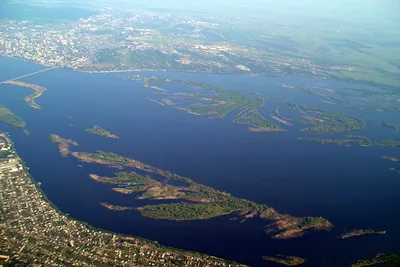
[0,56,399,267]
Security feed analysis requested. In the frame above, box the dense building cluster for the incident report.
[0,11,232,71]
[0,132,242,266]
[0,8,319,76]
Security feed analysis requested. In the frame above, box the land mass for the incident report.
[3,80,46,109]
[379,140,400,147]
[66,150,334,239]
[352,253,400,267]
[49,134,79,157]
[262,255,307,266]
[0,104,26,128]
[86,125,119,139]
[339,229,386,239]
[298,136,372,147]
[383,120,399,134]
[265,99,366,134]
[126,76,283,132]
[299,108,365,134]
[0,132,244,266]
[2,6,400,92]
[381,156,400,162]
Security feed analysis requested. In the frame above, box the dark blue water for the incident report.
[0,57,399,267]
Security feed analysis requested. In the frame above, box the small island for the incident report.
[131,76,288,133]
[235,109,284,132]
[147,98,165,106]
[339,229,386,239]
[49,134,79,157]
[352,253,400,267]
[4,80,46,109]
[381,156,400,162]
[0,132,242,266]
[263,255,307,266]
[86,125,119,139]
[379,140,400,147]
[0,104,26,128]
[383,120,399,134]
[23,129,30,136]
[68,150,333,239]
[298,136,372,147]
[266,99,366,134]
[100,202,133,211]
[300,109,365,134]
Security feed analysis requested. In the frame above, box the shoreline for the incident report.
[2,55,398,91]
[1,132,244,266]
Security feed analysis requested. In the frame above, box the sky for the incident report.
[2,0,399,25]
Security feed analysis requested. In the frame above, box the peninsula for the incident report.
[0,132,243,266]
[0,104,26,128]
[65,150,334,239]
[263,255,307,266]
[339,229,386,239]
[3,80,46,109]
[86,125,119,139]
[49,134,79,157]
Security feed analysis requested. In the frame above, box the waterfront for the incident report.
[0,56,399,266]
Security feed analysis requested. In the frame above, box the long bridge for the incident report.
[0,67,60,84]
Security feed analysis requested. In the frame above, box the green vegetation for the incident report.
[139,202,250,221]
[352,254,400,267]
[266,100,366,134]
[371,106,400,112]
[339,229,386,239]
[301,111,365,133]
[0,105,26,128]
[234,109,282,131]
[300,217,329,230]
[0,150,11,159]
[86,125,119,139]
[299,105,325,113]
[263,255,307,266]
[298,136,372,147]
[128,76,286,133]
[287,103,299,111]
[49,134,60,143]
[383,120,399,134]
[379,140,400,147]
[172,80,264,118]
[87,151,131,165]
[74,150,333,239]
[23,129,29,136]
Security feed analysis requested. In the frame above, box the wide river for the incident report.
[1,56,399,267]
